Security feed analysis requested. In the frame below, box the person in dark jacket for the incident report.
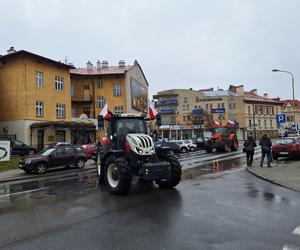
[244,136,257,166]
[259,134,272,167]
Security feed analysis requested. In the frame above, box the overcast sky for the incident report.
[1,0,299,100]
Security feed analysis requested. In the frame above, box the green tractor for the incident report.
[95,113,182,195]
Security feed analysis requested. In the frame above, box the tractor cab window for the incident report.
[115,118,147,149]
[214,128,227,135]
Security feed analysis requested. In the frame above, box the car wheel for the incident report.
[76,158,86,169]
[181,147,187,153]
[35,162,47,174]
[28,149,35,156]
[190,146,195,152]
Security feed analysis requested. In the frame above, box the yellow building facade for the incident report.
[0,48,95,150]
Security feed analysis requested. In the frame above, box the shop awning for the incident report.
[30,121,96,131]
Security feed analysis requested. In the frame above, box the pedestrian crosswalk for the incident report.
[282,226,300,250]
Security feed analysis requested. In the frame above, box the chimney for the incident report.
[134,60,138,65]
[229,85,237,93]
[86,61,93,70]
[102,60,109,68]
[251,89,257,95]
[263,93,268,98]
[96,60,101,70]
[236,85,244,94]
[7,47,16,54]
[119,60,125,67]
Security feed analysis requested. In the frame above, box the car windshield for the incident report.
[41,148,56,156]
[275,139,295,145]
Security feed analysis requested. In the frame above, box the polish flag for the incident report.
[100,104,111,119]
[148,101,158,119]
[213,120,220,127]
[227,120,235,127]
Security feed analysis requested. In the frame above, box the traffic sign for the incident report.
[292,124,299,131]
[211,108,225,114]
[276,114,286,124]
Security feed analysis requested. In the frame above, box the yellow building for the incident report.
[281,100,300,132]
[70,60,149,139]
[0,48,95,150]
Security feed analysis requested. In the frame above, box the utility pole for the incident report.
[253,103,257,141]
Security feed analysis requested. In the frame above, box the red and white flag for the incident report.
[100,104,111,119]
[148,101,158,119]
[227,120,235,127]
[213,120,220,127]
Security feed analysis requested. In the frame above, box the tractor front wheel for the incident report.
[104,155,131,195]
[156,151,182,189]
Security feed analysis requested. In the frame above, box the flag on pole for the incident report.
[227,120,235,127]
[213,120,220,127]
[100,104,111,119]
[148,101,158,119]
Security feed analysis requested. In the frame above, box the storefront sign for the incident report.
[0,141,10,162]
[211,108,225,114]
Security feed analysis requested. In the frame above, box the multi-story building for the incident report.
[280,99,300,130]
[0,47,149,148]
[153,89,206,139]
[70,59,149,139]
[242,89,281,139]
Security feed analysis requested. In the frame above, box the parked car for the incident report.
[18,145,87,174]
[81,144,97,159]
[272,137,300,160]
[10,139,37,156]
[195,137,210,149]
[183,139,198,152]
[154,141,181,154]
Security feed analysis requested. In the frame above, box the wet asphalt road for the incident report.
[0,153,300,249]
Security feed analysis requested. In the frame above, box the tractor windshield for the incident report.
[214,128,227,135]
[116,118,147,136]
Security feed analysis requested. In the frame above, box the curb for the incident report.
[246,166,300,192]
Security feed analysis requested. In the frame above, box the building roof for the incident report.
[281,99,300,109]
[244,91,281,104]
[0,50,75,69]
[70,65,134,76]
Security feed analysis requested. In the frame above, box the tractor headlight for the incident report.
[135,147,143,154]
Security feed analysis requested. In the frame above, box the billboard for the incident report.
[131,77,147,112]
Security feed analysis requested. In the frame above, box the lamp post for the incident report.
[272,69,297,131]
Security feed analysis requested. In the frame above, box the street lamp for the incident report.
[272,69,297,131]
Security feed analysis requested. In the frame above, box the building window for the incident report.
[258,119,261,127]
[248,119,252,127]
[270,119,273,127]
[264,119,267,127]
[71,85,76,97]
[56,104,65,118]
[72,108,76,117]
[182,104,189,111]
[97,81,103,88]
[248,106,251,114]
[196,96,200,102]
[35,71,43,88]
[229,103,236,109]
[36,101,44,117]
[55,76,64,91]
[276,107,279,115]
[113,83,122,96]
[97,96,105,108]
[84,85,89,90]
[183,97,188,103]
[83,107,90,118]
[114,106,123,114]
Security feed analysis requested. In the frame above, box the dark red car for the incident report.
[81,144,97,159]
[272,137,300,160]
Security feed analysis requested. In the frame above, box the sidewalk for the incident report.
[247,160,300,192]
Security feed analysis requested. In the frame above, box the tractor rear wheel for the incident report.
[156,151,181,189]
[104,155,131,195]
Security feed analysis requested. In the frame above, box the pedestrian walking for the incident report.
[259,134,272,167]
[243,136,257,166]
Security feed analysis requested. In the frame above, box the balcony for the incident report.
[159,108,176,114]
[158,99,178,106]
[71,95,93,104]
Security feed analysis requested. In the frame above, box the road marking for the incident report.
[283,243,300,250]
[0,187,49,199]
[293,226,300,236]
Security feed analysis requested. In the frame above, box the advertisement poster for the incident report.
[0,141,10,162]
[131,78,147,112]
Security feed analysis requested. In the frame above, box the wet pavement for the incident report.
[0,154,300,249]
